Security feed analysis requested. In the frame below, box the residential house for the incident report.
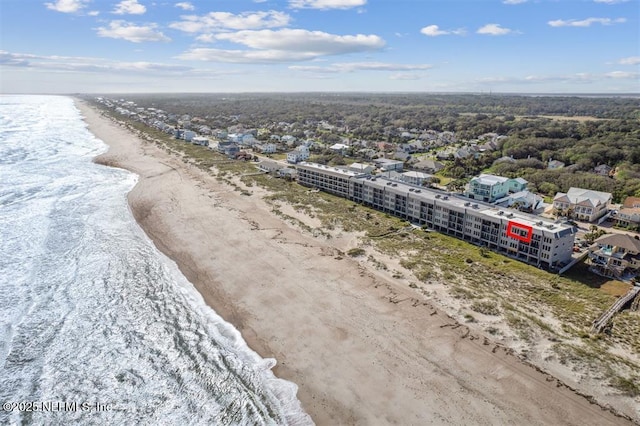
[281,135,297,146]
[615,196,640,230]
[548,159,565,170]
[258,160,283,173]
[217,141,240,157]
[256,143,277,154]
[401,171,434,186]
[192,136,209,146]
[553,187,612,222]
[374,158,404,172]
[494,190,544,212]
[286,146,309,164]
[439,131,456,144]
[399,140,426,153]
[286,151,302,164]
[454,146,475,160]
[223,144,240,159]
[588,234,640,278]
[241,134,256,146]
[329,143,350,155]
[357,148,377,160]
[278,168,297,180]
[393,151,412,162]
[593,164,613,177]
[348,163,375,174]
[436,148,455,160]
[465,174,528,203]
[412,159,445,174]
[378,170,404,181]
[493,156,516,166]
[377,142,394,152]
[228,133,243,143]
[296,145,310,161]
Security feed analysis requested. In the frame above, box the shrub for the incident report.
[347,248,366,257]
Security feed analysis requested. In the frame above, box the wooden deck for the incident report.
[591,285,640,334]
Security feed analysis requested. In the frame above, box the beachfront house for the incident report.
[588,234,640,279]
[258,160,283,174]
[286,146,310,164]
[182,130,196,142]
[192,136,209,147]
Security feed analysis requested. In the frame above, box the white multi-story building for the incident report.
[296,162,576,270]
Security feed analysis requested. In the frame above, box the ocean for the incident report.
[0,95,311,425]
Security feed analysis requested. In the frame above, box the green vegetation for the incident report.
[347,247,366,257]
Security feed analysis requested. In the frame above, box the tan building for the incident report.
[615,197,640,230]
[588,234,640,278]
[553,187,612,222]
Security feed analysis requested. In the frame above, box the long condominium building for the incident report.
[296,162,576,271]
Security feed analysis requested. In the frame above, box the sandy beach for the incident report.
[78,99,634,425]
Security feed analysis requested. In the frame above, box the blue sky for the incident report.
[1,0,638,93]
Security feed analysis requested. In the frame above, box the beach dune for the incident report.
[79,100,632,425]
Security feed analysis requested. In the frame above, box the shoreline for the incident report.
[76,98,635,425]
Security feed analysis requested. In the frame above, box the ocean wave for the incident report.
[0,95,311,426]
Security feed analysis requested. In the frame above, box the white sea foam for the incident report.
[0,95,312,425]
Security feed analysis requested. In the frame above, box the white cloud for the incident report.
[503,0,527,4]
[594,0,629,4]
[548,17,626,27]
[605,71,638,79]
[178,30,384,63]
[289,0,366,10]
[214,29,384,54]
[44,0,88,13]
[389,73,423,80]
[0,50,194,74]
[88,10,100,16]
[477,24,513,35]
[420,25,465,37]
[170,11,291,33]
[113,0,146,15]
[96,21,170,43]
[619,56,640,65]
[177,48,319,63]
[195,34,216,43]
[288,65,338,73]
[290,62,431,73]
[175,2,195,11]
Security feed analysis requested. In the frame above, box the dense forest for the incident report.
[95,93,640,201]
